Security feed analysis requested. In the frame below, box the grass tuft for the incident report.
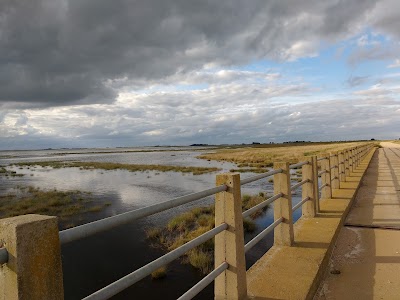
[151,266,167,279]
[0,186,112,229]
[147,192,269,274]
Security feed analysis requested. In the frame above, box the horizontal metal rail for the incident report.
[331,176,338,181]
[289,161,309,169]
[319,183,328,191]
[0,248,8,265]
[317,157,328,161]
[240,169,283,185]
[290,179,309,191]
[318,170,327,176]
[242,193,283,219]
[177,262,228,300]
[83,223,228,300]
[59,185,227,244]
[330,165,338,169]
[292,197,310,212]
[245,217,283,252]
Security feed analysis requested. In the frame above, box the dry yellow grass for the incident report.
[198,142,372,166]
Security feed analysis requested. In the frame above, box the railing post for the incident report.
[215,173,247,300]
[321,157,332,199]
[344,150,350,177]
[348,149,353,174]
[338,151,345,183]
[330,152,339,190]
[312,155,319,213]
[302,157,316,217]
[0,214,64,300]
[352,147,357,170]
[273,162,294,246]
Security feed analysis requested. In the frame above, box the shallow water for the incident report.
[0,148,303,299]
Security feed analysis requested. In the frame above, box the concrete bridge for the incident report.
[2,142,400,299]
[246,142,400,299]
[314,142,400,299]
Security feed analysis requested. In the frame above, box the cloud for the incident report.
[0,0,381,107]
[347,75,370,87]
[1,75,400,150]
[388,59,400,68]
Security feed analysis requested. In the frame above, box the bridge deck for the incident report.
[315,142,400,299]
[247,147,375,299]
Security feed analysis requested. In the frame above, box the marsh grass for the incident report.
[151,266,167,280]
[0,186,111,229]
[0,167,24,177]
[198,142,368,168]
[13,161,220,175]
[146,193,270,274]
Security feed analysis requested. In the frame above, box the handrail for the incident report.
[292,197,310,212]
[318,170,327,176]
[177,262,228,300]
[289,161,309,169]
[290,179,309,191]
[317,157,328,161]
[240,169,283,185]
[242,193,283,218]
[319,183,328,191]
[83,223,228,300]
[59,184,227,244]
[0,248,8,265]
[244,217,283,252]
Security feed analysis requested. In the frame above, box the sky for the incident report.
[1,0,400,150]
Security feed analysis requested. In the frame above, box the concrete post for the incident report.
[330,152,339,190]
[344,150,350,177]
[273,162,294,246]
[215,173,247,300]
[338,151,345,183]
[320,157,332,199]
[0,214,64,300]
[312,156,319,213]
[349,148,354,172]
[301,157,316,217]
[352,148,357,171]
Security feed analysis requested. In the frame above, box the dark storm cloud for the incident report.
[0,0,380,106]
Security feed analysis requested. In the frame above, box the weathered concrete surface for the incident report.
[315,142,400,300]
[346,144,400,229]
[247,148,375,300]
[0,214,64,300]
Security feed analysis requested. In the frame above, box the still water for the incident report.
[0,147,303,299]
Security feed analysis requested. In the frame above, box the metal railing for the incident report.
[0,142,376,299]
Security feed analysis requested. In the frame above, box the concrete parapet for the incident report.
[0,214,64,300]
[247,147,376,299]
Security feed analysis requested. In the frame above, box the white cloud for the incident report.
[388,59,400,68]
